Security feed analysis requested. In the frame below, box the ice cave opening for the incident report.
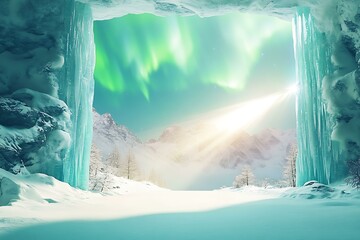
[0,0,359,190]
[90,13,298,190]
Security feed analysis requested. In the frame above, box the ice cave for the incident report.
[0,0,359,189]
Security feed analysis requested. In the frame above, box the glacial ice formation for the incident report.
[59,1,95,190]
[292,8,345,185]
[291,1,360,185]
[0,0,359,188]
[0,0,94,189]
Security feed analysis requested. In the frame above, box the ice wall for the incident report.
[292,8,345,185]
[0,0,71,179]
[322,3,360,161]
[293,2,360,185]
[0,0,94,189]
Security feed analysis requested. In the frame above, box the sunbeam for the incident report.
[149,86,297,188]
[210,93,284,133]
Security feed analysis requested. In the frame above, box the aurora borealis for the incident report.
[93,13,296,139]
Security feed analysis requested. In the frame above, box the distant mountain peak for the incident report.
[150,124,296,170]
[92,109,141,157]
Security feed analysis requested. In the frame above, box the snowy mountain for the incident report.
[148,124,296,169]
[92,109,141,159]
[92,110,296,190]
[147,125,296,189]
[218,128,296,169]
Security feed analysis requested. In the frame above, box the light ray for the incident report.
[210,93,284,133]
[156,86,297,188]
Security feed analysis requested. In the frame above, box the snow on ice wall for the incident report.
[322,3,360,161]
[0,0,94,189]
[0,0,71,180]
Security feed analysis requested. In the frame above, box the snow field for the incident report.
[1,170,360,240]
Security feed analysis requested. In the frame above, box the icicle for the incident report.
[58,1,95,190]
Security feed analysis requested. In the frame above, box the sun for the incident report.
[286,83,299,95]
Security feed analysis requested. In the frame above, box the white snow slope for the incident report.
[1,169,360,240]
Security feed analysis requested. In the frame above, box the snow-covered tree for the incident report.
[107,147,122,176]
[233,165,255,188]
[283,143,297,187]
[98,171,112,192]
[261,178,271,189]
[89,143,109,191]
[89,144,101,178]
[346,159,360,188]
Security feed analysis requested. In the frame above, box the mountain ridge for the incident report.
[91,109,296,189]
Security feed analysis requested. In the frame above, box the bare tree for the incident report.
[346,159,360,188]
[283,143,297,187]
[233,165,255,188]
[121,149,139,180]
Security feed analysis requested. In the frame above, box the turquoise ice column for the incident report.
[58,1,95,189]
[292,8,345,186]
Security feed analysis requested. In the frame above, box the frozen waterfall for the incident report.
[292,7,345,186]
[59,1,95,189]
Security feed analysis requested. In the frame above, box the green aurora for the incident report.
[93,13,296,139]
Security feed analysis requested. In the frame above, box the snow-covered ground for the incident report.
[1,170,360,240]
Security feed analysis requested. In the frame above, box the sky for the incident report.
[93,13,296,140]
